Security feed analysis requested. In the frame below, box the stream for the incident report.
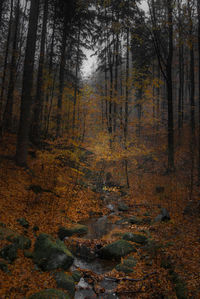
[71,191,124,299]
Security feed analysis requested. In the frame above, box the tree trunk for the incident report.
[198,0,200,182]
[72,26,81,135]
[31,0,48,143]
[166,0,174,171]
[0,0,14,134]
[124,26,129,144]
[4,0,20,131]
[56,20,67,137]
[16,0,40,166]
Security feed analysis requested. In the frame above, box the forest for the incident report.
[0,0,200,298]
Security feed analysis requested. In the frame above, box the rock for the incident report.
[115,256,136,274]
[0,227,31,249]
[24,250,33,258]
[58,225,88,240]
[0,259,9,272]
[72,270,82,282]
[128,216,143,224]
[155,208,170,222]
[115,218,129,225]
[12,235,31,250]
[170,271,188,299]
[33,234,74,271]
[99,239,136,259]
[0,244,18,262]
[115,263,133,274]
[118,202,129,212]
[54,272,75,297]
[122,233,148,244]
[33,226,39,232]
[28,289,70,299]
[17,217,29,228]
[123,257,137,268]
[155,186,164,193]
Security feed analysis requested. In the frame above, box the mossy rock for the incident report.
[58,225,88,240]
[170,271,188,299]
[118,202,129,212]
[0,244,18,262]
[123,257,137,268]
[54,272,75,297]
[33,234,74,271]
[28,289,70,299]
[17,218,29,229]
[115,263,133,274]
[0,259,9,273]
[12,235,31,250]
[72,270,82,282]
[128,216,143,224]
[122,233,148,244]
[24,250,33,259]
[99,240,136,259]
[0,227,31,249]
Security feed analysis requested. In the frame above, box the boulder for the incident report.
[54,272,75,297]
[17,217,29,228]
[118,202,129,212]
[115,256,137,274]
[0,258,9,272]
[128,216,143,224]
[115,263,133,274]
[58,224,88,240]
[28,289,70,299]
[0,244,18,262]
[99,239,136,259]
[155,208,170,222]
[0,227,31,249]
[122,233,148,244]
[72,270,82,282]
[33,234,74,271]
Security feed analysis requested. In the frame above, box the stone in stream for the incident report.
[128,216,143,224]
[28,289,70,299]
[155,208,170,222]
[115,256,137,274]
[33,233,74,271]
[118,202,129,212]
[58,224,88,240]
[54,272,75,297]
[99,239,136,259]
[122,232,148,244]
[17,217,29,228]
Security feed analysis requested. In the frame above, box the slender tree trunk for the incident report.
[16,0,40,166]
[44,4,56,136]
[198,0,200,182]
[31,0,48,143]
[166,0,174,171]
[4,0,20,131]
[0,0,14,134]
[124,26,129,144]
[0,0,4,28]
[56,20,67,137]
[114,33,119,133]
[72,26,80,135]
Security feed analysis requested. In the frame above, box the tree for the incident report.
[16,0,40,166]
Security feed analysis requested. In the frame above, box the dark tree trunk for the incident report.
[56,20,67,137]
[16,0,40,166]
[198,0,200,182]
[31,0,48,143]
[4,0,20,131]
[0,0,14,133]
[166,0,174,171]
[72,26,81,135]
[124,26,129,144]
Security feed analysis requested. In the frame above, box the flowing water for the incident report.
[71,193,122,298]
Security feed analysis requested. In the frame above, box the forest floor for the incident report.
[0,134,200,299]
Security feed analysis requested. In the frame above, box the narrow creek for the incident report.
[71,190,125,299]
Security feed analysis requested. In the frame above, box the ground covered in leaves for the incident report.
[0,134,200,298]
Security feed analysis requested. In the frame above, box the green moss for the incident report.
[28,289,70,299]
[99,239,136,259]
